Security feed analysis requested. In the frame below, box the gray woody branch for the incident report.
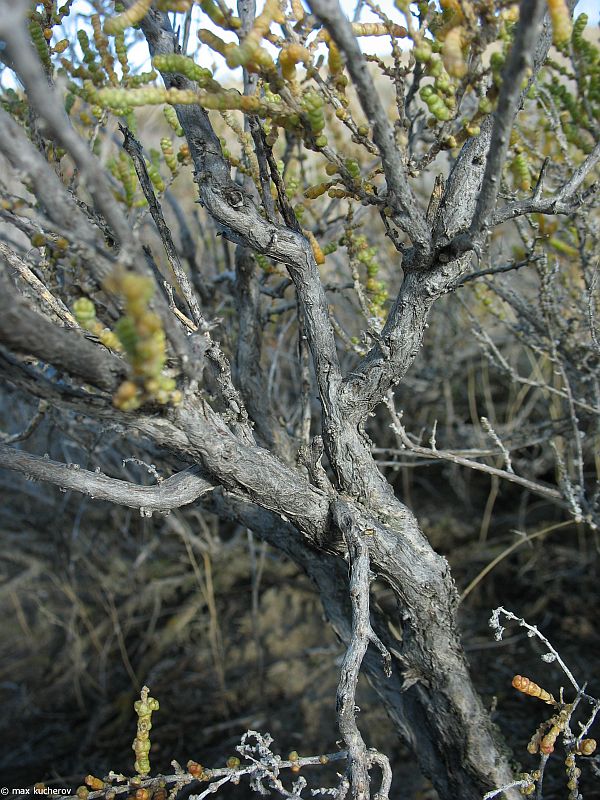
[0,109,101,253]
[333,501,392,800]
[119,124,204,330]
[0,355,520,798]
[438,0,582,259]
[184,375,519,799]
[0,270,125,393]
[208,491,517,800]
[337,0,577,422]
[135,7,344,427]
[0,444,215,511]
[307,0,430,252]
[491,140,600,226]
[467,0,547,245]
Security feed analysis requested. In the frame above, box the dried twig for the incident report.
[333,501,392,800]
[0,241,78,327]
[0,400,47,444]
[384,392,562,504]
[120,125,204,330]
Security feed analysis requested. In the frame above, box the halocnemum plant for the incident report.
[0,0,598,797]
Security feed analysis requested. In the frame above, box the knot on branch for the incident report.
[223,187,246,208]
